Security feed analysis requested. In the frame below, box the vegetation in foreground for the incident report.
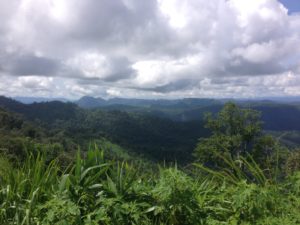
[0,147,300,225]
[1,102,300,224]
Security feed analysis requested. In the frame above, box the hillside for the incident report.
[74,96,300,132]
[3,96,300,162]
[0,96,207,163]
[1,101,300,224]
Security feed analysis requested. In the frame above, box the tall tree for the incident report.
[194,102,277,168]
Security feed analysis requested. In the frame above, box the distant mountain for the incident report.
[14,96,68,104]
[74,96,300,130]
[0,95,206,162]
[0,96,26,112]
[171,101,300,130]
[75,96,220,108]
[4,95,300,131]
[254,104,300,131]
[0,96,82,123]
[74,96,225,121]
[76,96,107,108]
[256,96,300,103]
[3,95,300,161]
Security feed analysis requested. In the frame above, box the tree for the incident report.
[194,102,277,169]
[285,149,300,175]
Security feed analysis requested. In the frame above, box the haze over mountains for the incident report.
[1,94,300,164]
[3,95,300,132]
[13,95,300,106]
[14,97,69,104]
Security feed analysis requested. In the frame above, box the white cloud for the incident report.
[106,88,122,97]
[231,37,300,64]
[18,76,53,89]
[66,53,115,79]
[0,0,300,99]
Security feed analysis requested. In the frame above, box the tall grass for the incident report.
[0,147,300,224]
[0,152,59,224]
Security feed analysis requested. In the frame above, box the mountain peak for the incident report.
[76,96,107,108]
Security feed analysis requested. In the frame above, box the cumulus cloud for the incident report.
[0,0,300,99]
[65,52,136,81]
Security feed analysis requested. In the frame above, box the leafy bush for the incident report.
[0,147,300,224]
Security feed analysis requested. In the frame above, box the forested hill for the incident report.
[0,96,207,162]
[1,98,300,224]
[74,96,300,131]
[11,95,300,131]
[0,96,83,124]
[2,95,300,162]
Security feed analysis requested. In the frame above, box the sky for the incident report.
[0,0,300,99]
[279,0,300,14]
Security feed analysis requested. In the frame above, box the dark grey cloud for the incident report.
[101,57,137,82]
[226,60,286,76]
[1,54,61,76]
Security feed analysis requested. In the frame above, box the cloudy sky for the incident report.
[0,0,300,99]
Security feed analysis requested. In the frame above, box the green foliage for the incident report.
[285,149,300,174]
[150,168,203,225]
[0,152,59,224]
[0,146,299,225]
[193,152,300,224]
[1,97,300,224]
[39,198,81,225]
[0,97,207,163]
[194,102,283,170]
